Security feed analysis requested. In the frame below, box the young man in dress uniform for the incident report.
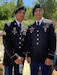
[3,6,27,75]
[23,4,56,75]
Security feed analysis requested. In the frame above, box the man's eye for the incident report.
[23,12,25,15]
[35,10,38,12]
[20,11,22,13]
[39,10,42,11]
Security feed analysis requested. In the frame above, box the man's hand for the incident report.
[45,58,53,66]
[27,57,31,64]
[14,57,24,65]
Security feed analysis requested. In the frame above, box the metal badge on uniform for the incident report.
[22,29,27,35]
[44,27,47,32]
[12,27,17,35]
[29,27,35,33]
[42,25,49,32]
[14,23,17,25]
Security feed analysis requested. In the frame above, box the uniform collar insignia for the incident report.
[14,20,18,26]
[14,23,17,25]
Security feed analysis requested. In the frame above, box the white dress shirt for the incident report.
[36,17,44,26]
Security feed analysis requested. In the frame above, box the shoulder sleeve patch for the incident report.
[6,22,11,27]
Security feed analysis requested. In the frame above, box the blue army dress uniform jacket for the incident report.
[3,20,27,66]
[23,19,56,63]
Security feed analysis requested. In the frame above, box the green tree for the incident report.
[0,1,16,20]
[0,3,10,20]
[43,0,57,19]
[17,0,24,7]
[8,1,16,17]
[25,6,33,20]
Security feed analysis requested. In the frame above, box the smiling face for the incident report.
[15,10,25,22]
[34,8,44,20]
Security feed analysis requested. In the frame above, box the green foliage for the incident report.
[7,1,16,17]
[0,1,16,20]
[0,5,10,20]
[43,0,56,19]
[25,6,33,20]
[53,10,57,20]
[17,0,24,7]
[0,20,7,30]
[0,17,15,30]
[23,19,34,26]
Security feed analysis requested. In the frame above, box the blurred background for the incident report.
[0,0,57,75]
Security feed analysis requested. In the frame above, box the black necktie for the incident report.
[18,23,21,31]
[36,22,39,28]
[19,23,21,28]
[36,22,40,30]
[19,23,21,36]
[37,22,39,26]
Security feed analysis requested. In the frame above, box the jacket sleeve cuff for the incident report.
[47,53,54,60]
[10,53,19,61]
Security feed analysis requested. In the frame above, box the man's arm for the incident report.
[3,23,19,61]
[47,23,56,60]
